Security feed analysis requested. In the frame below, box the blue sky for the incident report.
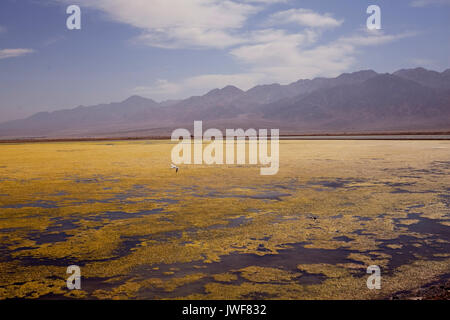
[0,0,449,121]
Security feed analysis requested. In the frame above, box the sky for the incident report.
[0,0,449,122]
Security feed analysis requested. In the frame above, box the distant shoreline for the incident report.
[1,131,450,144]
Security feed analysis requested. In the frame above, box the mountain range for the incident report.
[1,67,450,138]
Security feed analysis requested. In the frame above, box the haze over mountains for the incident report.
[1,67,450,138]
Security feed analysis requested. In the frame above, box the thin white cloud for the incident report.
[267,8,343,29]
[409,58,436,68]
[231,29,318,65]
[243,0,288,3]
[42,35,66,47]
[134,27,246,49]
[134,28,414,100]
[55,1,415,99]
[0,48,34,60]
[410,0,450,7]
[133,73,264,100]
[59,0,261,49]
[338,30,417,46]
[228,29,414,84]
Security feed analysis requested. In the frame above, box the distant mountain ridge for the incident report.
[1,67,449,138]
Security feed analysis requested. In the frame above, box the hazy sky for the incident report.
[0,0,449,121]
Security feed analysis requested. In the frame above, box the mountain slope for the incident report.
[262,73,450,131]
[0,68,449,138]
[394,67,450,90]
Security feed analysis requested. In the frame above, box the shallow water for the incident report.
[0,140,449,299]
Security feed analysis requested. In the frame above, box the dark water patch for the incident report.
[240,292,279,299]
[77,178,117,184]
[375,213,450,272]
[133,242,359,284]
[14,255,86,267]
[310,180,345,188]
[46,217,79,233]
[376,236,448,272]
[256,244,271,252]
[2,200,58,209]
[385,166,447,177]
[41,191,69,197]
[298,272,328,285]
[64,187,174,207]
[72,196,178,206]
[439,194,450,208]
[113,217,252,256]
[430,160,450,169]
[113,228,189,256]
[308,178,366,190]
[85,208,165,222]
[38,276,121,300]
[151,198,179,204]
[200,191,291,201]
[352,229,376,236]
[356,216,372,221]
[273,215,299,223]
[66,174,120,184]
[113,238,142,257]
[10,246,39,252]
[374,235,421,271]
[129,271,225,299]
[401,213,450,238]
[272,184,292,190]
[131,242,359,298]
[397,175,424,179]
[29,231,70,245]
[158,216,174,223]
[0,227,24,233]
[207,216,252,230]
[391,189,434,194]
[407,204,425,210]
[385,182,416,187]
[333,236,353,242]
[388,273,450,300]
[237,192,291,201]
[14,252,117,267]
[66,197,126,206]
[411,168,446,176]
[342,202,354,206]
[391,189,411,194]
[250,236,272,241]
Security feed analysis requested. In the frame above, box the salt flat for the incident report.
[0,140,449,299]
